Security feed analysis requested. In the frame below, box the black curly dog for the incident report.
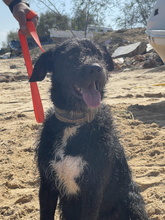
[30,39,148,220]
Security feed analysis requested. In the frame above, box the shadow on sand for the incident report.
[128,101,165,127]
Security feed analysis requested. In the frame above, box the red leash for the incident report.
[18,10,45,123]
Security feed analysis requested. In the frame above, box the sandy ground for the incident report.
[0,58,165,220]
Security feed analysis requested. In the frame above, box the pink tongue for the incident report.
[81,82,101,108]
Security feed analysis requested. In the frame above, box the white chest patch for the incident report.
[50,126,87,196]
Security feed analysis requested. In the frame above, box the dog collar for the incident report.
[54,106,98,124]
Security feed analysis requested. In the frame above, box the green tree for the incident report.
[37,11,70,36]
[7,31,19,43]
[115,0,157,29]
[72,0,116,36]
[36,0,116,36]
[71,8,98,31]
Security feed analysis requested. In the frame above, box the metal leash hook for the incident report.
[18,10,45,123]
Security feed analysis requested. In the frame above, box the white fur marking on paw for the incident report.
[50,126,87,196]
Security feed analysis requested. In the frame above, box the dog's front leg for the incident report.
[39,179,59,220]
[79,186,103,220]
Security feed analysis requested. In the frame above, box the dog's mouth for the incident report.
[71,81,101,108]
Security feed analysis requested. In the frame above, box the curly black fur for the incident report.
[30,39,148,220]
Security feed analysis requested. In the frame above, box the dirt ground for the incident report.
[0,58,165,220]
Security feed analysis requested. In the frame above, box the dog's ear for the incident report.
[101,46,114,71]
[29,50,54,82]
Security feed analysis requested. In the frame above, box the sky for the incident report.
[0,0,72,48]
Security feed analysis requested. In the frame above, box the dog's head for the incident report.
[30,39,114,111]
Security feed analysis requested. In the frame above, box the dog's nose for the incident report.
[89,63,102,74]
[81,63,104,83]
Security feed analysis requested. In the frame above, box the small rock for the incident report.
[10,64,17,69]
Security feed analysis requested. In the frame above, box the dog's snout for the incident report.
[81,63,105,86]
[89,64,102,74]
